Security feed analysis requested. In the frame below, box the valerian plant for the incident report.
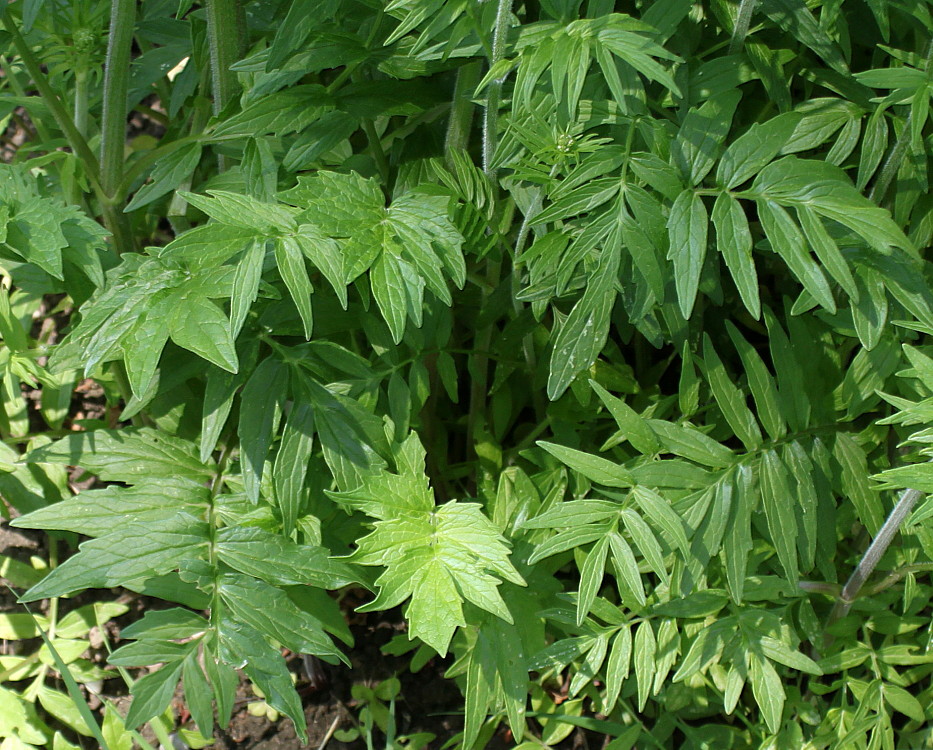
[2,0,933,746]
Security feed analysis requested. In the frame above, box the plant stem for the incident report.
[482,0,514,178]
[99,0,137,253]
[445,61,482,164]
[729,0,758,53]
[205,0,242,116]
[74,69,89,138]
[101,0,135,198]
[825,487,923,631]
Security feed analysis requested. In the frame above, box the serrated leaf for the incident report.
[548,247,619,399]
[168,295,239,372]
[273,401,315,536]
[230,240,265,339]
[758,199,835,313]
[538,442,633,488]
[667,189,708,319]
[633,620,656,711]
[238,357,288,503]
[218,573,345,663]
[671,89,742,186]
[19,513,209,601]
[274,236,314,338]
[759,449,799,586]
[702,334,762,450]
[125,143,203,212]
[216,526,355,588]
[712,192,760,319]
[716,112,802,188]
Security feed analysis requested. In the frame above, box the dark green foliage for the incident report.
[2,0,933,747]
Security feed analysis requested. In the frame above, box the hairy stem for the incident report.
[100,0,135,198]
[99,0,138,253]
[205,0,242,116]
[445,61,482,163]
[825,487,923,630]
[729,0,758,53]
[482,0,514,178]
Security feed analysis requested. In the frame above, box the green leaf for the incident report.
[760,0,848,74]
[716,112,802,189]
[633,620,656,711]
[701,334,762,450]
[671,89,742,186]
[168,295,239,372]
[230,240,265,339]
[125,143,203,212]
[181,190,297,234]
[590,381,661,455]
[333,435,524,655]
[21,428,212,484]
[273,401,315,536]
[538,442,633,488]
[547,247,619,399]
[712,192,760,319]
[211,85,330,138]
[182,654,214,739]
[748,652,784,734]
[758,199,835,313]
[216,526,355,588]
[759,449,799,586]
[19,514,209,601]
[274,236,314,338]
[577,536,609,624]
[667,189,708,319]
[608,531,646,609]
[217,615,307,739]
[295,225,347,308]
[238,357,288,503]
[218,573,345,663]
[752,156,912,253]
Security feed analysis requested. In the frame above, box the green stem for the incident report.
[101,0,135,199]
[74,69,89,138]
[100,0,137,253]
[363,119,391,192]
[445,61,482,164]
[482,0,514,178]
[728,0,758,53]
[205,0,242,116]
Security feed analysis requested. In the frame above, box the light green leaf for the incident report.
[538,441,633,488]
[168,295,239,372]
